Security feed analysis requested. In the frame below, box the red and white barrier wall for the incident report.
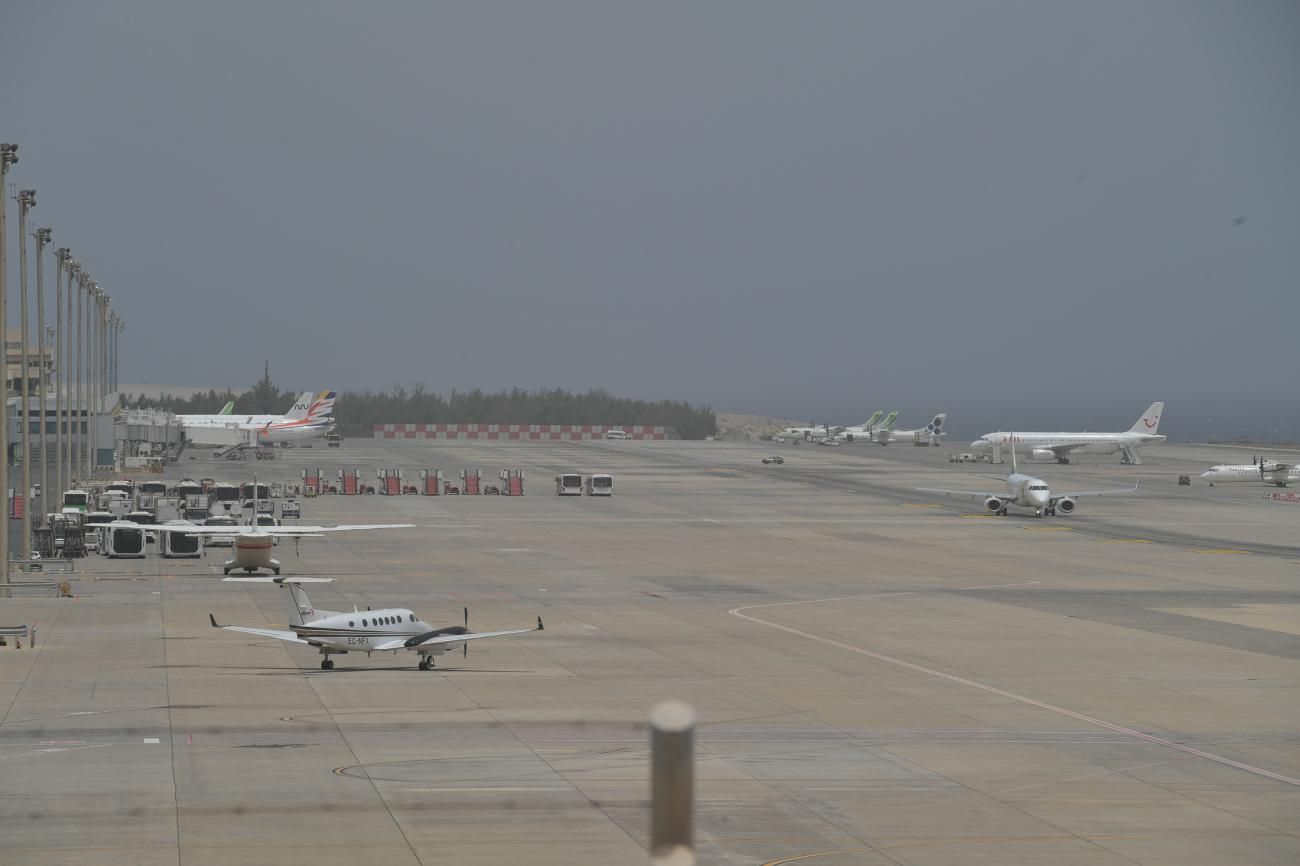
[374,424,674,440]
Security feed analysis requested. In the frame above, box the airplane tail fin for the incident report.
[1129,402,1164,434]
[925,413,947,436]
[284,391,337,422]
[862,410,883,430]
[277,579,317,625]
[217,400,235,416]
[305,391,337,422]
[879,411,899,431]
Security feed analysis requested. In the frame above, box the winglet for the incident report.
[209,613,221,628]
[537,617,544,631]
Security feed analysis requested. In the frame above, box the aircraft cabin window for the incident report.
[349,621,354,627]
[362,619,368,627]
[409,615,415,623]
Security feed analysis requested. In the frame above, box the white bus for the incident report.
[585,474,613,496]
[555,473,583,496]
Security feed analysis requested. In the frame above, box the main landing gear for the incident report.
[418,656,436,671]
[320,659,335,670]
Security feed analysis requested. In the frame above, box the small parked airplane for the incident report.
[868,413,946,445]
[117,520,413,574]
[210,577,543,670]
[917,433,1137,517]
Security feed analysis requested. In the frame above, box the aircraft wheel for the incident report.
[223,568,231,575]
[320,659,334,670]
[418,658,429,671]
[274,568,281,575]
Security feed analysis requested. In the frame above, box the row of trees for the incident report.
[122,382,717,440]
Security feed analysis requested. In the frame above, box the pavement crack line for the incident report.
[728,583,1300,788]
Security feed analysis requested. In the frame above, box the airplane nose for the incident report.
[971,439,989,451]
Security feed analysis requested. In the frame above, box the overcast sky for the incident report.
[3,2,1297,438]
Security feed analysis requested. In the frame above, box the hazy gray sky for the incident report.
[3,2,1297,437]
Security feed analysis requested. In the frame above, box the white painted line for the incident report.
[729,587,1300,788]
[143,738,161,744]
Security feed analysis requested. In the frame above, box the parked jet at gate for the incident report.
[971,402,1165,465]
[115,519,413,575]
[917,434,1137,517]
[210,577,543,670]
[1201,460,1298,487]
[178,391,337,445]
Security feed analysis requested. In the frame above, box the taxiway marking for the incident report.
[730,587,1300,788]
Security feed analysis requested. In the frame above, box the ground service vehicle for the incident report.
[555,474,583,495]
[585,474,613,495]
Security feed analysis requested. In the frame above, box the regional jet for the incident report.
[210,577,543,670]
[115,519,413,575]
[971,402,1165,465]
[1201,459,1297,487]
[917,434,1137,517]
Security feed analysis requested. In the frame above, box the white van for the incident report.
[604,429,631,440]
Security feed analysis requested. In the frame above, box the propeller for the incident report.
[464,607,469,658]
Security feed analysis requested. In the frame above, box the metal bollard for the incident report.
[650,701,696,866]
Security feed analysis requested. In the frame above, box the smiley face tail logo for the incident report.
[1130,402,1164,435]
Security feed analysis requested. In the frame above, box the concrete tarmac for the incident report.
[1,438,1297,865]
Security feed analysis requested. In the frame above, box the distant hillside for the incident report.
[715,412,807,441]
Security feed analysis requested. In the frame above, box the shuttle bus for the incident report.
[585,474,613,496]
[555,474,583,496]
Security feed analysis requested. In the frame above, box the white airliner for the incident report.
[917,434,1138,517]
[1201,460,1297,487]
[835,410,895,442]
[868,413,946,445]
[776,423,835,441]
[209,577,543,670]
[120,519,413,575]
[178,391,337,445]
[971,402,1165,465]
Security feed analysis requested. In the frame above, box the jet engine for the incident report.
[984,497,1004,513]
[1056,497,1076,514]
[1031,448,1057,461]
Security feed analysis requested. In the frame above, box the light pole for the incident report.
[0,142,18,578]
[33,226,51,522]
[74,269,84,482]
[53,246,69,504]
[14,188,36,558]
[65,260,79,490]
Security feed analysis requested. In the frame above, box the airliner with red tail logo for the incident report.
[178,391,337,445]
[971,402,1165,465]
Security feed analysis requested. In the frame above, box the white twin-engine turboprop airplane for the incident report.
[1201,459,1298,487]
[971,402,1165,465]
[209,577,543,670]
[916,434,1138,517]
[123,520,414,575]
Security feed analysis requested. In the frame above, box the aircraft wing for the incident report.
[209,614,308,644]
[116,522,411,536]
[375,619,545,652]
[1055,480,1140,499]
[914,486,994,500]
